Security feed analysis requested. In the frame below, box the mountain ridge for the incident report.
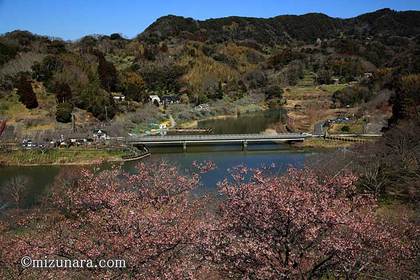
[1,8,419,133]
[2,8,420,44]
[139,8,420,45]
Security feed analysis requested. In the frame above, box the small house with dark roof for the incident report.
[112,92,126,102]
[161,95,180,105]
[93,129,108,141]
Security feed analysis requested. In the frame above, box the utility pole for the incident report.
[71,113,76,132]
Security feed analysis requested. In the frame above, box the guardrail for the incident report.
[129,133,310,143]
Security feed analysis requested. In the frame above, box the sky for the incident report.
[1,0,420,40]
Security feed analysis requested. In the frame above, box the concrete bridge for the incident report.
[128,133,310,151]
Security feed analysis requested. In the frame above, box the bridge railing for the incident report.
[131,133,308,138]
[129,133,309,142]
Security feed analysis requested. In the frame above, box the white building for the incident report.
[149,95,161,105]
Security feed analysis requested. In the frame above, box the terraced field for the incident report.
[283,73,351,132]
[0,81,98,139]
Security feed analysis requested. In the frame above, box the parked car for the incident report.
[195,104,210,111]
[22,139,35,149]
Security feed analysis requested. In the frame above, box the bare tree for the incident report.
[1,176,29,208]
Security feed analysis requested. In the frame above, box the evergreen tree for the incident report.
[98,56,118,92]
[15,75,38,109]
[79,82,116,121]
[53,82,72,103]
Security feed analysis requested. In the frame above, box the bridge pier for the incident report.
[242,140,248,151]
[183,141,187,152]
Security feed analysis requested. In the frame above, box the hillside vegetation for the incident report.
[0,9,419,138]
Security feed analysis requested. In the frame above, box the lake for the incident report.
[0,110,313,208]
[0,147,315,208]
[197,109,287,134]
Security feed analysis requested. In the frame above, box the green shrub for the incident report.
[341,125,350,132]
[333,86,373,107]
[56,102,73,123]
[265,85,284,101]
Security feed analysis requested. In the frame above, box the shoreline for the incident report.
[0,156,151,167]
[0,144,345,168]
[0,156,131,167]
[178,113,239,128]
[0,148,134,167]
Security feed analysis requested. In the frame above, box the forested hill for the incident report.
[140,8,420,44]
[0,8,419,132]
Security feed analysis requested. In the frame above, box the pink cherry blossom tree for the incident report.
[0,162,210,279]
[202,167,415,279]
[0,164,417,279]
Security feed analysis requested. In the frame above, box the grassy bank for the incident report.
[0,148,129,166]
[293,138,355,149]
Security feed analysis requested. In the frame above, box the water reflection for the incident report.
[0,147,314,208]
[198,109,287,134]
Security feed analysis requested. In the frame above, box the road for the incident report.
[129,133,310,145]
[313,121,325,136]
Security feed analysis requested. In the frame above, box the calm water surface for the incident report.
[0,147,315,208]
[198,109,287,134]
[0,110,314,208]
